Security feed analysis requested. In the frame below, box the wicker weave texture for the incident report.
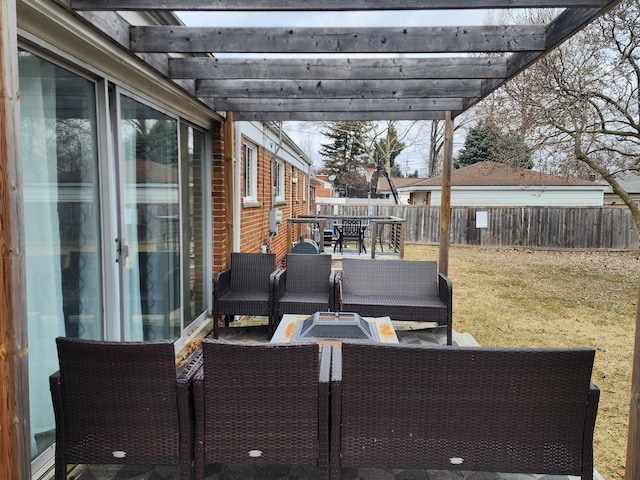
[213,252,277,337]
[273,254,338,325]
[50,337,196,480]
[194,340,330,480]
[339,259,452,344]
[331,343,599,480]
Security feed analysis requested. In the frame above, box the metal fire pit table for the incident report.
[271,312,399,345]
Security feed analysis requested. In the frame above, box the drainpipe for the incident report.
[233,121,241,252]
[268,122,284,249]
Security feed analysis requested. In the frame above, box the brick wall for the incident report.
[210,123,311,273]
[211,119,229,274]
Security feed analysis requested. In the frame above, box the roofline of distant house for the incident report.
[393,184,607,192]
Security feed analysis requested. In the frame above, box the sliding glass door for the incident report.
[118,94,181,341]
[20,50,211,475]
[19,50,102,462]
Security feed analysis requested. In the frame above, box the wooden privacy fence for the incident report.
[317,205,638,250]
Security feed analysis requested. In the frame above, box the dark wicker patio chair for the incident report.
[212,252,277,338]
[193,339,331,480]
[330,343,599,480]
[50,337,201,480]
[272,254,338,331]
[339,258,453,344]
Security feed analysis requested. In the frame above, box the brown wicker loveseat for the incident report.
[330,343,599,480]
[339,258,452,344]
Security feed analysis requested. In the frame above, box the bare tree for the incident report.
[477,1,640,242]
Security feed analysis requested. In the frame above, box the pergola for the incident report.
[68,2,640,478]
[0,0,637,478]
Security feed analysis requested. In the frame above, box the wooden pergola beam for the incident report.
[209,97,466,112]
[130,25,546,54]
[196,79,482,99]
[71,0,612,10]
[233,110,451,121]
[169,57,509,81]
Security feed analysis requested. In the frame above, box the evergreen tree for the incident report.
[455,119,532,169]
[319,121,371,197]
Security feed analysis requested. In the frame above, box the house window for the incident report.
[243,143,257,200]
[274,160,285,203]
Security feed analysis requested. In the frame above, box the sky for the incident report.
[176,10,490,28]
[176,9,490,176]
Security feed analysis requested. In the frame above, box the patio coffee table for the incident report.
[271,312,399,344]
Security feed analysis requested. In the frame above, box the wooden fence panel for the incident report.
[316,204,638,250]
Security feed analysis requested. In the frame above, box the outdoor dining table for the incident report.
[287,214,406,258]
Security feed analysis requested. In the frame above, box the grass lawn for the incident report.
[404,244,639,480]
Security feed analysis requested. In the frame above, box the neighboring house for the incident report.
[382,162,605,207]
[7,5,313,478]
[601,171,640,206]
[314,174,335,199]
[376,176,426,204]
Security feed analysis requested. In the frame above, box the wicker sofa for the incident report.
[330,343,600,480]
[339,258,452,344]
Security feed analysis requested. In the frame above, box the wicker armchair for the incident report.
[339,258,452,344]
[331,343,599,480]
[272,254,338,331]
[50,337,200,480]
[212,252,277,338]
[193,339,331,480]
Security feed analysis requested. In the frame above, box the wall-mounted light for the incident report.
[292,176,298,184]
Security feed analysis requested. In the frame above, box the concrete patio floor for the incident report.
[67,321,602,480]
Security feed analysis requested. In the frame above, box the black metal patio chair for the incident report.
[334,218,366,254]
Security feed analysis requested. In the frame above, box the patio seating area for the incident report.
[58,321,602,480]
[212,253,452,342]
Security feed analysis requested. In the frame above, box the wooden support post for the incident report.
[1,0,27,478]
[626,285,640,479]
[438,111,454,276]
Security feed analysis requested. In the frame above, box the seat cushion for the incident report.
[341,295,447,323]
[279,292,330,315]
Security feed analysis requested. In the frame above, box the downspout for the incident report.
[268,122,284,249]
[233,121,241,252]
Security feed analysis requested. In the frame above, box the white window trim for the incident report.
[243,142,258,203]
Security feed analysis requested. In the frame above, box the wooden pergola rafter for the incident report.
[65,3,638,480]
[71,0,621,122]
